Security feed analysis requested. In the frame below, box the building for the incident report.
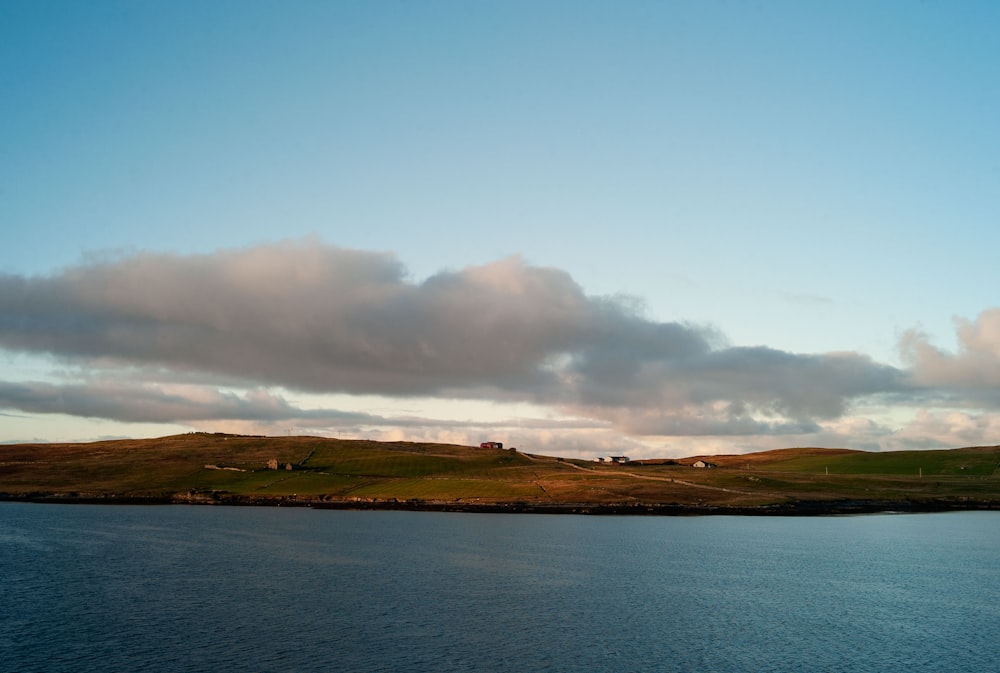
[480,441,503,449]
[691,460,717,468]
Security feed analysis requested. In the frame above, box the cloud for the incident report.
[899,308,1000,412]
[0,378,605,432]
[0,241,589,394]
[879,409,1000,451]
[566,344,902,430]
[902,309,1000,389]
[0,239,909,437]
[0,380,361,424]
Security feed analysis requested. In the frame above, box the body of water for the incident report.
[2,504,999,672]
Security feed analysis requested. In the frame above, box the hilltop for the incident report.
[2,434,999,515]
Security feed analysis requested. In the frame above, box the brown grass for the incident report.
[2,433,999,509]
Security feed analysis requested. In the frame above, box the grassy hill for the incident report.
[2,434,999,513]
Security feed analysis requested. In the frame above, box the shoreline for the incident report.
[3,492,999,516]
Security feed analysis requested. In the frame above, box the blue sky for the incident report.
[2,1,999,457]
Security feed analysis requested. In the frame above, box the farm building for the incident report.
[691,460,717,468]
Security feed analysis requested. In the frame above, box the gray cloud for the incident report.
[0,380,358,424]
[0,379,607,438]
[0,239,909,435]
[0,242,587,394]
[568,342,902,416]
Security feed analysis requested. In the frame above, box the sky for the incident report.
[2,0,1000,458]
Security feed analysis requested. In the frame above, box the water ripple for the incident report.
[3,506,1000,673]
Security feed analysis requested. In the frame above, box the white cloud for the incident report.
[899,308,1000,412]
[902,309,1000,386]
[884,409,1000,450]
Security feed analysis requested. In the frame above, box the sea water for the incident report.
[2,504,999,673]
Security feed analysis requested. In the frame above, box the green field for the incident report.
[2,434,999,512]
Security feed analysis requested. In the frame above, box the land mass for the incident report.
[2,433,1000,515]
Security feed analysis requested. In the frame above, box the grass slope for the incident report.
[2,434,999,510]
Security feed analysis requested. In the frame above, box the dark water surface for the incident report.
[2,504,999,672]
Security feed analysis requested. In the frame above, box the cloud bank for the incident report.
[1,239,997,453]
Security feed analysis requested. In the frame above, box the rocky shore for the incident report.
[4,490,1000,516]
